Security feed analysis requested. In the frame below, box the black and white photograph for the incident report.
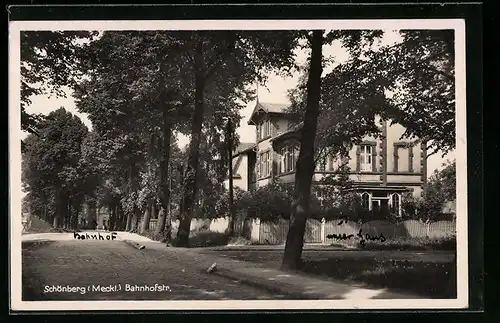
[9,19,468,311]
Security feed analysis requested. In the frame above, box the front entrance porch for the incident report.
[344,185,411,217]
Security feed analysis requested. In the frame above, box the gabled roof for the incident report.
[270,121,303,143]
[247,101,290,125]
[235,142,255,153]
[233,142,257,157]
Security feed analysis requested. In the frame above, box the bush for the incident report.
[228,235,252,246]
[185,231,230,248]
[141,227,174,243]
[143,230,168,243]
[236,180,293,222]
[331,235,457,251]
[402,193,456,222]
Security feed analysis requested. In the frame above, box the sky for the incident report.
[21,31,455,178]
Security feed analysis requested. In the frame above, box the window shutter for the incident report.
[356,146,361,171]
[394,146,399,172]
[267,151,271,176]
[408,145,414,172]
[371,145,377,172]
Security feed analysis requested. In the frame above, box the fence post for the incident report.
[252,218,261,243]
[321,217,326,244]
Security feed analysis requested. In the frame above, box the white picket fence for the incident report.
[146,216,456,244]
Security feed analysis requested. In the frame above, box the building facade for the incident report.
[229,101,428,216]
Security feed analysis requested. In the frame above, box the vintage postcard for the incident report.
[9,19,468,311]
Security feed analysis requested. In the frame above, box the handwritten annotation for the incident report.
[73,231,117,241]
[326,217,386,246]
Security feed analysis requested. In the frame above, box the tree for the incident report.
[402,160,456,221]
[425,160,456,203]
[321,29,455,157]
[74,31,194,237]
[175,31,300,247]
[281,30,324,270]
[73,30,299,245]
[20,31,97,150]
[22,108,89,228]
[281,29,455,268]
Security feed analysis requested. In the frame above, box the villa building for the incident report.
[228,101,428,217]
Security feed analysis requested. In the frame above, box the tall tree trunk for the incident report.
[87,200,97,229]
[72,205,79,230]
[226,118,235,236]
[151,203,157,220]
[156,113,173,237]
[125,212,132,231]
[54,190,66,228]
[281,30,323,270]
[176,41,206,247]
[117,205,124,231]
[126,163,137,232]
[109,205,115,231]
[66,197,72,229]
[134,206,141,232]
[141,199,152,234]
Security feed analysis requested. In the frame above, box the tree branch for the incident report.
[183,51,195,67]
[422,65,455,82]
[425,144,441,159]
[204,39,236,81]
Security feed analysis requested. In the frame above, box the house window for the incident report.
[265,120,272,137]
[314,188,326,208]
[360,145,372,172]
[327,153,345,171]
[279,145,299,174]
[361,192,371,210]
[390,193,401,216]
[259,151,271,178]
[258,119,271,141]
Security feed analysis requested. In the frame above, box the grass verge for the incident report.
[330,236,456,251]
[201,249,457,299]
[300,256,456,298]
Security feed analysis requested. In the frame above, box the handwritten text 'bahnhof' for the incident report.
[74,232,117,240]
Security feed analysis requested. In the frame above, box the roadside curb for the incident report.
[210,268,321,300]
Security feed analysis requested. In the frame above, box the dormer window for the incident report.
[257,119,271,141]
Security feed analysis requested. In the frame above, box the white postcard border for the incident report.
[9,19,468,311]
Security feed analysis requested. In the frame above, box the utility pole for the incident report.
[227,117,235,236]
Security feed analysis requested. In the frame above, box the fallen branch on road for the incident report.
[124,240,146,250]
[206,262,217,273]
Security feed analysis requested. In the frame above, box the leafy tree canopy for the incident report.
[20,31,97,141]
[288,29,455,159]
